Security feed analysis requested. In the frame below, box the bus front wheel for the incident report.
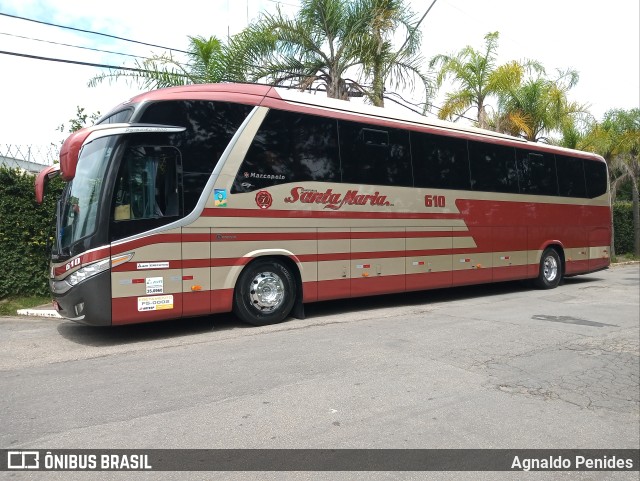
[233,258,296,326]
[534,248,562,289]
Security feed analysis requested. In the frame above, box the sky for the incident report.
[0,0,638,159]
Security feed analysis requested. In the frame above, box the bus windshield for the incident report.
[59,137,115,251]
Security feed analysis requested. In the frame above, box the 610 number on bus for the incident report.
[425,195,446,208]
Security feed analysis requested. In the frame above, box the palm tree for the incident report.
[497,69,588,142]
[354,0,431,107]
[429,32,535,129]
[89,36,239,89]
[229,0,366,100]
[580,109,640,256]
[231,0,430,105]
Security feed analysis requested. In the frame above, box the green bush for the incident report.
[0,167,63,298]
[613,201,635,255]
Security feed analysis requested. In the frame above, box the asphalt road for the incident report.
[0,264,638,480]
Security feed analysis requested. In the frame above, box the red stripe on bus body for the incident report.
[565,259,590,275]
[119,247,491,271]
[111,234,182,255]
[53,247,111,277]
[82,247,111,264]
[203,208,462,220]
[202,230,471,242]
[183,290,210,317]
[492,265,531,282]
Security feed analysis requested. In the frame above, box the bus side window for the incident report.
[412,132,471,190]
[468,141,519,193]
[231,110,340,193]
[339,121,412,187]
[556,154,587,198]
[516,151,558,196]
[111,145,182,240]
[584,160,608,198]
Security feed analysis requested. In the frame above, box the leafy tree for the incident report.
[89,36,239,89]
[429,32,536,129]
[580,108,640,256]
[497,69,588,142]
[230,0,430,105]
[57,106,101,138]
[230,0,370,99]
[354,0,431,107]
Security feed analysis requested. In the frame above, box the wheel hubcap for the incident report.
[543,256,558,282]
[249,272,285,312]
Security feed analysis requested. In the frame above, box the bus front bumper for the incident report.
[51,269,112,326]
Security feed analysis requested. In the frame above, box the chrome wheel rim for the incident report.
[249,271,285,311]
[543,255,558,282]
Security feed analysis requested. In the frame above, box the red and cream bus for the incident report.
[35,83,611,326]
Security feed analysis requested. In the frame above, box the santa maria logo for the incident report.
[284,187,391,210]
[255,190,273,209]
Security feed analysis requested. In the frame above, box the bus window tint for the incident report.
[339,121,412,187]
[584,159,608,198]
[516,150,558,196]
[556,155,587,198]
[232,110,340,193]
[412,132,471,190]
[110,145,182,241]
[139,101,251,212]
[468,141,519,193]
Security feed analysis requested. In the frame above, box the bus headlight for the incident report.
[51,258,111,294]
[68,258,111,286]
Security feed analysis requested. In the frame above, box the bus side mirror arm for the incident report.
[35,164,61,204]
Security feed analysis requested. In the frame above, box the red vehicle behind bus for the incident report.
[36,83,611,326]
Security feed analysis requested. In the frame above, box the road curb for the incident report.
[16,308,61,318]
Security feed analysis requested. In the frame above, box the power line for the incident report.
[382,0,439,78]
[0,31,146,60]
[0,49,189,76]
[0,12,189,55]
[264,0,299,7]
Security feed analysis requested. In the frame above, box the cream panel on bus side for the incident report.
[405,226,453,291]
[452,226,492,286]
[350,227,405,297]
[492,226,529,282]
[182,227,211,317]
[111,235,183,325]
[588,226,611,271]
[317,228,350,302]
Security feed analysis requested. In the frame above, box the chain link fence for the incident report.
[0,144,58,174]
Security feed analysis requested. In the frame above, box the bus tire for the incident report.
[534,248,562,289]
[233,258,296,326]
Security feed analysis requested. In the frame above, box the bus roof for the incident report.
[107,82,605,162]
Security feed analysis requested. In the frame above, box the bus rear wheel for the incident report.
[534,248,562,289]
[233,258,296,326]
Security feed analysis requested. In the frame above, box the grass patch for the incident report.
[612,253,640,263]
[0,296,52,316]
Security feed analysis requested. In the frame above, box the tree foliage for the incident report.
[0,168,63,298]
[497,69,588,142]
[579,108,640,255]
[429,32,537,129]
[231,0,432,104]
[89,36,242,89]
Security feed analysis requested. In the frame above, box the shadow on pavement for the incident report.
[56,275,605,347]
[57,312,246,347]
